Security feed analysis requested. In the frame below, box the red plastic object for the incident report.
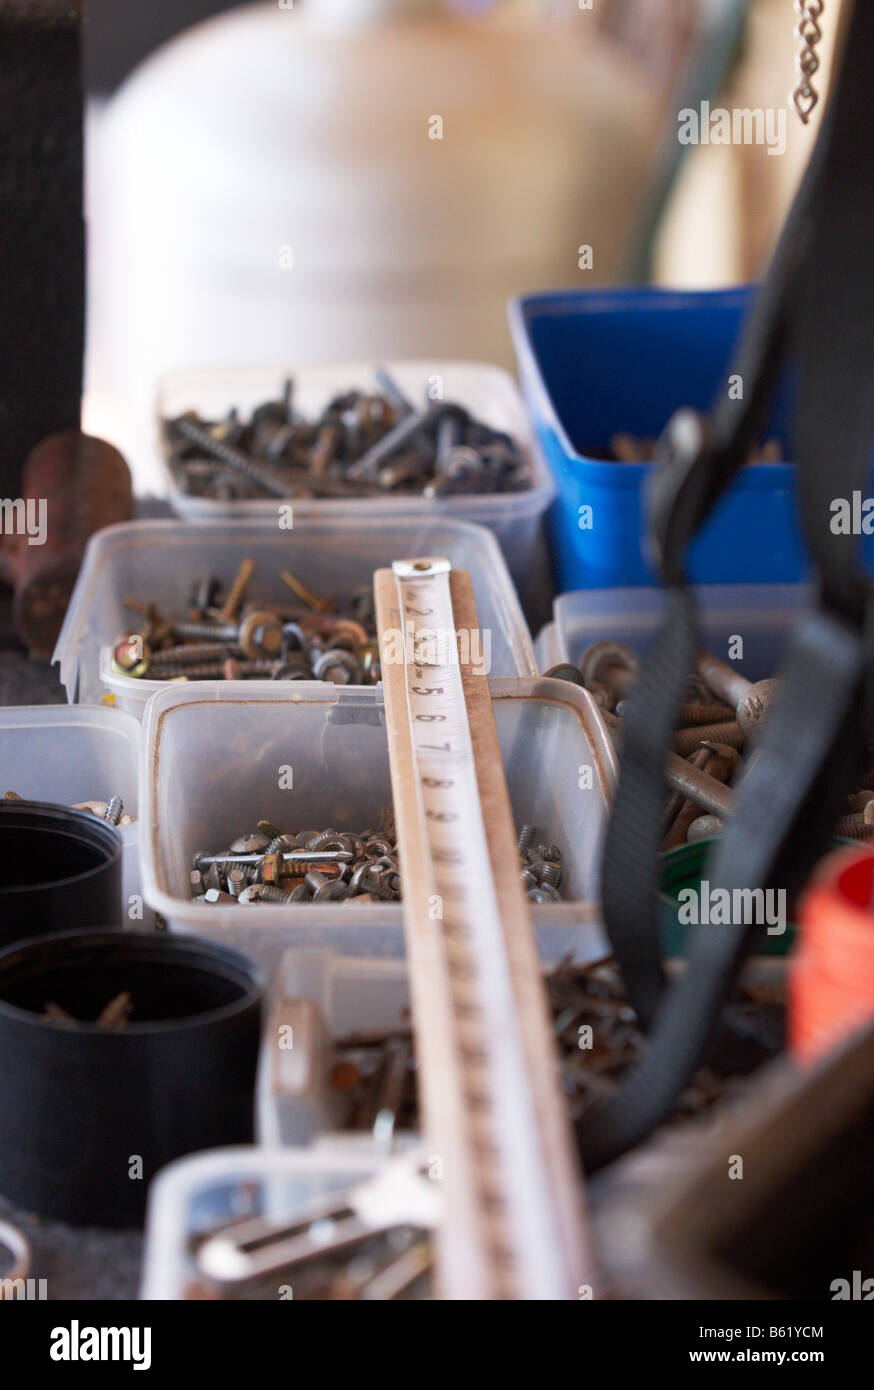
[791,847,874,1064]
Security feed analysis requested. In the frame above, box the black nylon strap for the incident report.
[0,1,84,494]
[580,0,874,1171]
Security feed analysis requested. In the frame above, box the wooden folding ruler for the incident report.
[375,558,593,1300]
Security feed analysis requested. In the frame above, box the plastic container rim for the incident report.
[508,285,796,484]
[155,356,556,517]
[0,927,264,1037]
[138,675,618,928]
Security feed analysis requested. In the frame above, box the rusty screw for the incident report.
[220,557,256,624]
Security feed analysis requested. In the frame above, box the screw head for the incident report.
[261,852,283,885]
[737,678,780,738]
[112,634,151,678]
[238,883,266,905]
[239,609,284,659]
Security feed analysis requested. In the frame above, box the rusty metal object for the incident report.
[662,746,739,851]
[0,431,132,657]
[672,719,745,757]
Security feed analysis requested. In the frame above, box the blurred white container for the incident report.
[139,677,615,975]
[86,0,656,495]
[0,705,149,927]
[550,585,810,681]
[257,942,608,1147]
[257,948,413,1146]
[141,1141,415,1300]
[157,359,553,596]
[534,620,561,673]
[53,517,536,715]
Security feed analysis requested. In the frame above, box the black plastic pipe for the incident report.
[0,930,264,1225]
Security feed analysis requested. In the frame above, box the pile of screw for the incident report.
[548,640,874,848]
[327,958,785,1135]
[163,371,531,502]
[42,991,133,1030]
[191,823,401,907]
[111,560,381,685]
[3,790,133,826]
[184,955,783,1303]
[597,433,784,465]
[187,1224,432,1302]
[190,821,564,907]
[547,642,769,849]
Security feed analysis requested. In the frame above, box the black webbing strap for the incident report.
[0,1,84,494]
[579,0,874,1172]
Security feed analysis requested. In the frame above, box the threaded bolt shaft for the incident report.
[675,703,735,727]
[833,817,874,840]
[172,621,239,642]
[150,661,227,679]
[537,861,562,889]
[221,557,256,624]
[673,721,745,757]
[173,415,290,498]
[104,796,123,826]
[151,642,241,665]
[259,885,298,904]
[518,824,536,852]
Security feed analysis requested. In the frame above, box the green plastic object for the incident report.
[660,838,797,958]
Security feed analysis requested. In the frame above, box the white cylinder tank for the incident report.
[87,0,657,490]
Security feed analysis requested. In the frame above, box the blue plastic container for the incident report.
[509,285,809,591]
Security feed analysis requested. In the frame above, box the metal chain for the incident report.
[792,1,826,124]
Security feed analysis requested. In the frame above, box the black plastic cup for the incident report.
[0,930,264,1226]
[0,801,122,947]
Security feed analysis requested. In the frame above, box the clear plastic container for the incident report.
[141,1140,409,1300]
[53,516,536,718]
[257,949,413,1147]
[155,361,555,592]
[534,620,561,673]
[257,943,609,1149]
[551,584,810,682]
[139,677,616,976]
[0,704,150,926]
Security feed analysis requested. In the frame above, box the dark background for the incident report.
[85,0,243,93]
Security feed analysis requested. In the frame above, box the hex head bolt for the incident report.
[171,414,291,498]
